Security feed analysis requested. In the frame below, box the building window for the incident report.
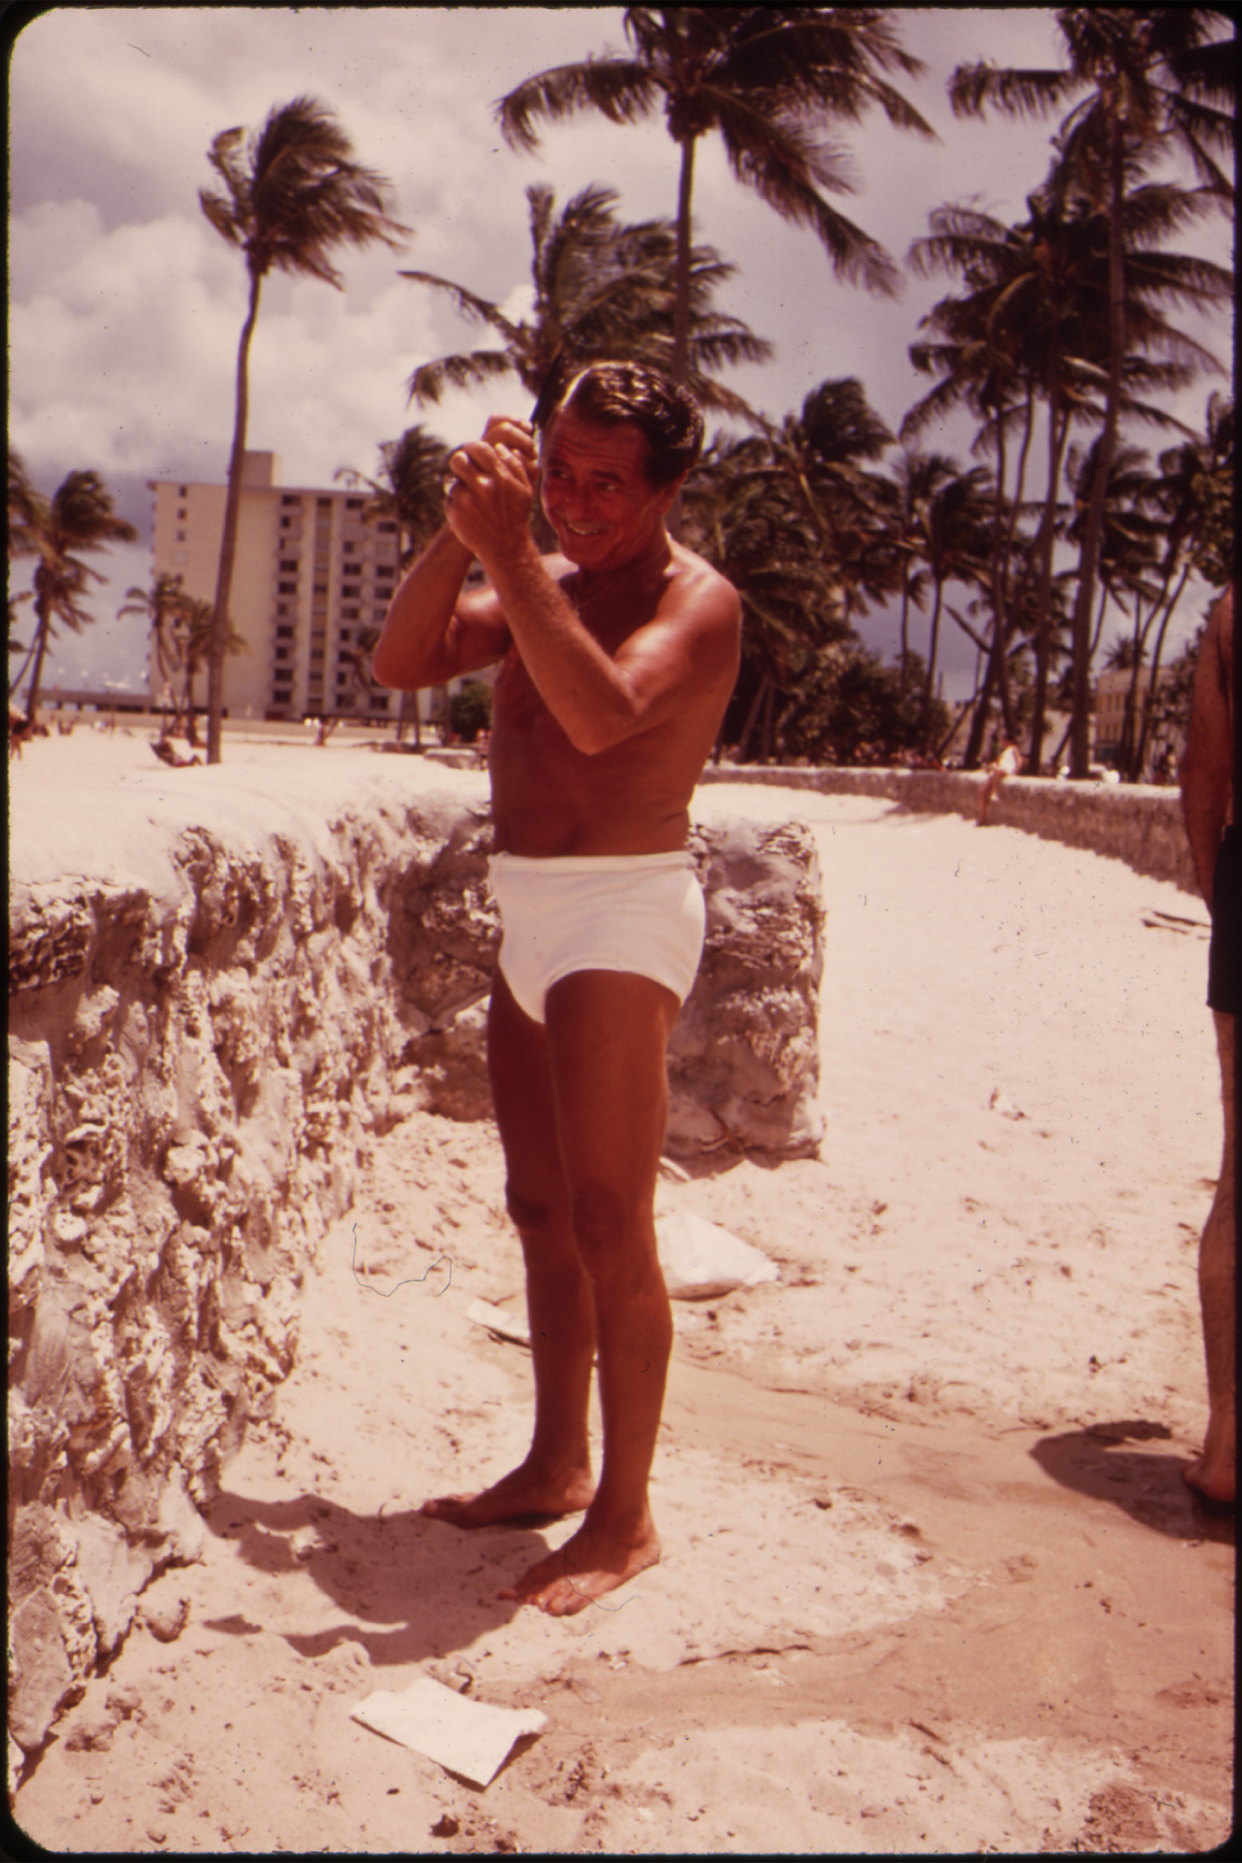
[341,607,360,621]
[345,497,364,511]
[276,624,294,640]
[278,581,297,595]
[179,485,188,497]
[341,583,361,599]
[316,497,331,511]
[377,520,397,533]
[175,529,186,542]
[342,540,357,554]
[274,646,292,662]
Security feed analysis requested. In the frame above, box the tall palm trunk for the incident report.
[897,566,913,694]
[921,579,946,736]
[1134,558,1191,779]
[671,135,697,385]
[1027,394,1069,774]
[1068,111,1126,780]
[667,133,698,544]
[23,592,54,723]
[207,267,262,764]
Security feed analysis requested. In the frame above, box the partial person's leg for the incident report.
[420,969,597,1526]
[499,968,678,1615]
[1186,1010,1236,1503]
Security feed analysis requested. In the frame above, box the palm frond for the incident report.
[406,349,516,406]
[496,58,658,153]
[950,61,1081,120]
[398,269,519,339]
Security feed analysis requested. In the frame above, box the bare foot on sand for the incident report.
[420,1460,595,1529]
[1182,1440,1236,1508]
[498,1512,661,1616]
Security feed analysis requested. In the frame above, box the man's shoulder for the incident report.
[668,543,741,624]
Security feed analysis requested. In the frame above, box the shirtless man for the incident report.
[371,363,741,1611]
[1179,586,1236,1504]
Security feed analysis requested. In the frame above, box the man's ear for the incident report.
[654,472,688,516]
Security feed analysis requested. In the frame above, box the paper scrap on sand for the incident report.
[351,1677,547,1787]
[657,1209,779,1300]
[467,1297,531,1346]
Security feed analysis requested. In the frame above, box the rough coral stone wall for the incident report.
[8,765,822,1762]
[671,820,824,1157]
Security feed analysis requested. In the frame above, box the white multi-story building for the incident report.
[1093,662,1183,775]
[146,451,405,723]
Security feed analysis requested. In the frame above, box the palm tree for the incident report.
[119,571,189,731]
[336,425,450,742]
[757,377,900,628]
[681,430,845,761]
[8,449,41,685]
[916,464,994,743]
[172,593,246,747]
[907,155,1230,771]
[10,467,137,723]
[199,95,409,765]
[889,447,955,696]
[950,6,1235,777]
[497,8,933,384]
[404,181,771,423]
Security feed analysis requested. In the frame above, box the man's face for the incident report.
[540,408,678,573]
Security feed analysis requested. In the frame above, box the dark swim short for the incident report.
[1207,824,1241,1016]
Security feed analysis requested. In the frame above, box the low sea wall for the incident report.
[699,765,1197,896]
[7,753,821,1766]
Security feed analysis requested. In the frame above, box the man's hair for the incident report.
[545,362,704,488]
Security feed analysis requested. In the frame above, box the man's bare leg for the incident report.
[498,967,678,1616]
[420,969,597,1527]
[1185,1010,1236,1503]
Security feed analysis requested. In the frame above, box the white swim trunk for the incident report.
[488,850,706,1025]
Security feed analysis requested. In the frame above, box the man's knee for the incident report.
[569,1181,658,1283]
[505,1180,570,1239]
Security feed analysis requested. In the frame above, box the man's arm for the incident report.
[369,415,535,693]
[1180,589,1234,905]
[444,440,740,755]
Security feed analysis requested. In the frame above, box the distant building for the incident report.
[1093,664,1183,777]
[147,451,408,723]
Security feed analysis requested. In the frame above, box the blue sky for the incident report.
[9,6,1232,697]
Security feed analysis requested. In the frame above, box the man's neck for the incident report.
[573,524,673,598]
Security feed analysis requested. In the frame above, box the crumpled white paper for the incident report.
[656,1209,779,1300]
[351,1676,547,1787]
[467,1297,531,1346]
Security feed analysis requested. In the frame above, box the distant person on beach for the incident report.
[1179,586,1236,1505]
[372,363,741,1612]
[977,735,1021,826]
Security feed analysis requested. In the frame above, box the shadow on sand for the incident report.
[1030,1419,1234,1547]
[202,1486,559,1665]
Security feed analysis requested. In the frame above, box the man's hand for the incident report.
[445,415,539,565]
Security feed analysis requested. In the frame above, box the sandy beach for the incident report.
[10,731,1234,1854]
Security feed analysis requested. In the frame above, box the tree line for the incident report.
[10,8,1233,774]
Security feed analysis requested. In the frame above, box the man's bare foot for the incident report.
[1182,1446,1236,1507]
[420,1460,595,1530]
[498,1513,660,1616]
